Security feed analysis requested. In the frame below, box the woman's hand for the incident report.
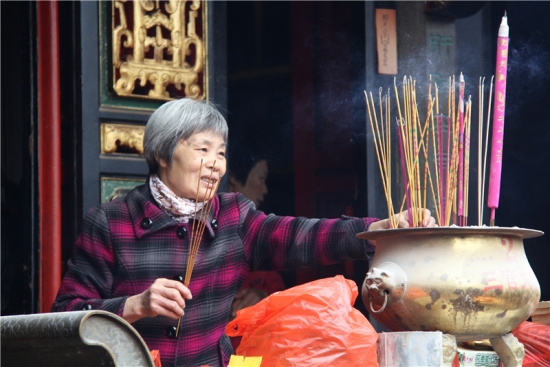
[230,288,268,320]
[369,208,436,231]
[123,278,192,324]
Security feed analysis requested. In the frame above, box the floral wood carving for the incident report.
[112,0,206,101]
[101,123,145,155]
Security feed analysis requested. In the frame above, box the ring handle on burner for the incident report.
[363,262,407,314]
[368,291,388,313]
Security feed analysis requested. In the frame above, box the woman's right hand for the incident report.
[123,278,192,324]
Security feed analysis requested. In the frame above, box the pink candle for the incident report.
[458,73,465,223]
[437,114,445,222]
[488,13,509,226]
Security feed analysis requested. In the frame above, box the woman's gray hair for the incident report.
[143,98,228,174]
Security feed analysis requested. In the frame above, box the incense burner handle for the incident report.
[363,262,407,314]
[367,290,388,314]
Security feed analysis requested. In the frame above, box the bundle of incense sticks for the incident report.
[365,74,494,227]
[175,159,220,337]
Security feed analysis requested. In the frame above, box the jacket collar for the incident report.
[127,179,219,239]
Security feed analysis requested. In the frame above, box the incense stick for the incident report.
[481,76,495,226]
[175,160,220,337]
[366,91,397,228]
[463,97,472,226]
[477,77,484,225]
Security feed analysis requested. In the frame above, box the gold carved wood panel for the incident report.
[101,123,145,155]
[112,0,207,101]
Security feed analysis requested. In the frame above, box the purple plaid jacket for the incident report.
[51,182,378,367]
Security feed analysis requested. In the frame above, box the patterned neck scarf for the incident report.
[149,174,204,223]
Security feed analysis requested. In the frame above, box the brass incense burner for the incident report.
[357,227,543,342]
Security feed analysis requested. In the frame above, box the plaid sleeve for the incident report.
[237,194,380,271]
[51,206,128,316]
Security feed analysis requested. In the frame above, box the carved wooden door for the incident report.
[80,0,227,216]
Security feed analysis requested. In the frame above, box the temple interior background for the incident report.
[2,1,549,316]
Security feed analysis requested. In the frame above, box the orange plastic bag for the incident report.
[226,275,378,366]
[150,350,162,367]
[511,321,550,366]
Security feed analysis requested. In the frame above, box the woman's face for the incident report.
[157,131,226,201]
[239,159,269,208]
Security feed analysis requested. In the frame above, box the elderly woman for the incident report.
[52,98,435,367]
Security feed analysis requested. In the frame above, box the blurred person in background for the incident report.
[227,146,286,320]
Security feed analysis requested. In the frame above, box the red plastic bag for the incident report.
[511,321,550,366]
[226,275,378,366]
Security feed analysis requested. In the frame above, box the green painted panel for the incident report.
[101,176,146,203]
